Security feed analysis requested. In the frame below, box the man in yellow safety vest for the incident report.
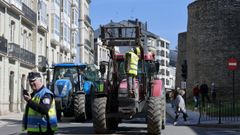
[22,72,58,135]
[125,47,140,98]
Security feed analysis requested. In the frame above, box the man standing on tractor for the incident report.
[125,47,141,98]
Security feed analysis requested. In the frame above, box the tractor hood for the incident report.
[54,79,72,97]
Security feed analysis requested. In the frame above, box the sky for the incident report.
[90,0,193,50]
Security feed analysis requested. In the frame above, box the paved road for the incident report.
[0,115,239,135]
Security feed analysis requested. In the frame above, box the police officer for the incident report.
[22,72,58,135]
[125,47,140,98]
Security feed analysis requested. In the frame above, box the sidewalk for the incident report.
[0,112,23,127]
[166,103,240,128]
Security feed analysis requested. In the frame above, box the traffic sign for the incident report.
[228,58,237,71]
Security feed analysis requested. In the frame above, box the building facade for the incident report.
[77,0,94,64]
[176,0,240,100]
[0,0,90,115]
[156,38,171,90]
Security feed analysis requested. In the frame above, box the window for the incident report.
[22,30,27,48]
[166,43,169,49]
[166,70,170,76]
[166,79,169,85]
[28,34,32,51]
[161,41,164,47]
[161,69,165,75]
[39,1,47,24]
[53,15,60,36]
[160,50,165,57]
[166,52,169,58]
[161,60,165,66]
[39,38,43,54]
[63,23,67,41]
[10,21,15,42]
[156,50,160,56]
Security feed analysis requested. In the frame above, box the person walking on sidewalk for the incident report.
[173,89,188,126]
[22,72,58,135]
[192,83,200,111]
[200,81,210,107]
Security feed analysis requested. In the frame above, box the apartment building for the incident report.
[77,0,94,64]
[156,38,171,91]
[0,0,90,115]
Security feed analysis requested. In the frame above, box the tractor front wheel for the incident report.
[147,97,162,135]
[92,97,108,134]
[74,94,86,122]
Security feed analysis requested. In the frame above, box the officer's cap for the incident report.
[28,72,41,81]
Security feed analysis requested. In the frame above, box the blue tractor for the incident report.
[50,63,98,121]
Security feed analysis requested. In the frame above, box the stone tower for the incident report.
[177,0,240,100]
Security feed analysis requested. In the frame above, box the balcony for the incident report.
[84,15,91,26]
[22,3,37,25]
[19,47,36,65]
[8,43,36,65]
[0,0,10,7]
[38,11,48,31]
[9,0,22,14]
[8,43,21,59]
[0,36,8,55]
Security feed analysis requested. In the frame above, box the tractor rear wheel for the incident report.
[92,97,108,134]
[147,97,162,135]
[74,94,86,122]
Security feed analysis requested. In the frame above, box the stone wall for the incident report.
[178,0,240,101]
[176,32,187,90]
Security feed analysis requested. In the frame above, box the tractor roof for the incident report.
[52,63,87,68]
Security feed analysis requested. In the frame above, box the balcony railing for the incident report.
[84,15,91,25]
[22,3,37,24]
[0,36,8,55]
[8,43,35,65]
[8,43,21,59]
[19,48,35,65]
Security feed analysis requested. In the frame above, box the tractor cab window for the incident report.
[84,65,99,81]
[53,67,78,84]
[117,60,148,80]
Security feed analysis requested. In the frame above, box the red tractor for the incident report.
[92,22,166,134]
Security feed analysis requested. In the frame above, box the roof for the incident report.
[52,63,87,68]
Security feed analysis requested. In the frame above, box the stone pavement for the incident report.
[166,103,240,128]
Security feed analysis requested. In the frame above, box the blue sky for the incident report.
[90,0,193,50]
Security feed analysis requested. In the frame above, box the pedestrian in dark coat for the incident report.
[200,81,210,107]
